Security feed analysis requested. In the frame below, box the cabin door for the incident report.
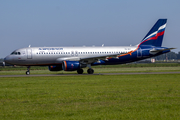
[27,49,32,59]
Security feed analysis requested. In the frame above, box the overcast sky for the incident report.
[1,0,180,58]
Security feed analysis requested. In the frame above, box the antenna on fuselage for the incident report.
[29,45,31,47]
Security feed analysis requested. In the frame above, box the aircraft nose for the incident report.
[4,56,12,64]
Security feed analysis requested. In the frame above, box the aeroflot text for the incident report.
[39,48,63,50]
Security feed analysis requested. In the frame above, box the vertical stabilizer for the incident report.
[139,19,167,47]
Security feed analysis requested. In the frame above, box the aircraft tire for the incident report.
[26,71,30,75]
[77,69,83,74]
[87,68,94,74]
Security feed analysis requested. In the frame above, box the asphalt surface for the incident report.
[1,71,180,77]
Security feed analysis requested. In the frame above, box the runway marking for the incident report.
[0,72,180,77]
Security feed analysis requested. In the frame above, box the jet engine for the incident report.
[48,65,63,71]
[62,61,86,71]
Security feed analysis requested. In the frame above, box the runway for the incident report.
[1,71,180,77]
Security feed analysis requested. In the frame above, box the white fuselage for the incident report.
[5,46,137,66]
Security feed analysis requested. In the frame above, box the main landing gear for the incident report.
[26,66,30,75]
[77,68,94,74]
[76,64,94,74]
[87,64,94,74]
[87,68,94,74]
[77,68,84,74]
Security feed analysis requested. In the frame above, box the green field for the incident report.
[0,74,180,119]
[1,64,180,119]
[1,63,180,75]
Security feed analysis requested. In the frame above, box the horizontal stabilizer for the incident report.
[150,48,176,54]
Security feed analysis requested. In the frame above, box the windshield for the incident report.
[11,51,21,55]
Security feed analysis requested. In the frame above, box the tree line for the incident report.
[155,52,180,60]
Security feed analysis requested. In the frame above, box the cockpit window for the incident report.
[11,51,15,55]
[11,51,21,55]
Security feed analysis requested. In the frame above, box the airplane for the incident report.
[4,19,175,75]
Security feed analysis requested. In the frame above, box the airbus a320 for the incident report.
[4,19,174,75]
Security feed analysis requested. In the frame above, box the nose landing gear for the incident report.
[26,66,30,75]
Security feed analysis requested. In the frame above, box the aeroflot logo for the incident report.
[39,48,63,50]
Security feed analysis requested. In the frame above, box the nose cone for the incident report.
[4,55,13,64]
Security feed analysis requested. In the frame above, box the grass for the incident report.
[1,63,180,71]
[0,66,180,75]
[1,63,180,75]
[0,74,180,119]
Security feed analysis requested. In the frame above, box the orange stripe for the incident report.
[64,61,67,71]
[107,48,139,59]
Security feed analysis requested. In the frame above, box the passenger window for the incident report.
[18,52,21,55]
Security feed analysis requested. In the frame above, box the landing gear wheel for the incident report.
[77,69,83,74]
[26,71,30,75]
[26,66,31,75]
[87,68,94,74]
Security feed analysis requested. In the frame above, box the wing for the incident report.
[79,53,121,64]
[55,53,122,64]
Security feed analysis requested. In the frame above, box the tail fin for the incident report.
[138,19,167,47]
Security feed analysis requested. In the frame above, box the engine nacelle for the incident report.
[62,61,86,71]
[48,65,62,71]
